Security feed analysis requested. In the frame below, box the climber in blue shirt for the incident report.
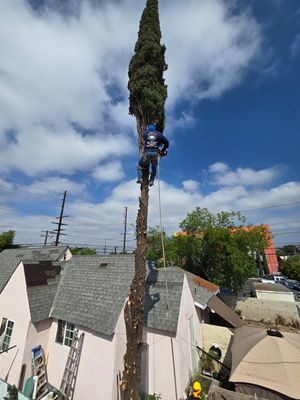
[137,124,169,186]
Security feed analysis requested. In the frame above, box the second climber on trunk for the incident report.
[137,123,169,186]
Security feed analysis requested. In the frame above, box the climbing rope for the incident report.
[156,157,178,399]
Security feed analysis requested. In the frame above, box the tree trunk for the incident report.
[120,123,148,400]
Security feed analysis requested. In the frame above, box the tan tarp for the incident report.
[207,295,242,328]
[230,326,300,399]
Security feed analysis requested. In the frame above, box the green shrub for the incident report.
[146,394,161,400]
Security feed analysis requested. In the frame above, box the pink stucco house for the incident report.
[0,247,239,399]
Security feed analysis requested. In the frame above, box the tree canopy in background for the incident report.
[147,208,268,291]
[0,230,16,251]
[281,256,300,282]
[277,245,300,256]
[70,247,97,256]
[128,0,167,133]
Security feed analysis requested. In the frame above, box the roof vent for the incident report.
[99,263,108,268]
[267,329,283,338]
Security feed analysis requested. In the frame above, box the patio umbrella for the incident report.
[230,326,300,399]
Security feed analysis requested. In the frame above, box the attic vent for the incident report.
[99,263,108,268]
[267,329,283,338]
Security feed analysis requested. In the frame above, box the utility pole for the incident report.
[52,191,68,246]
[123,206,128,254]
[103,239,107,255]
[40,230,49,246]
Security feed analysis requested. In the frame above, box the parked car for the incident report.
[283,279,300,292]
[280,280,300,300]
[261,274,288,284]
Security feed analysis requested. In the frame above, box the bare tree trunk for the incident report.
[120,122,148,400]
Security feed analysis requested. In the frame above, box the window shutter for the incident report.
[55,320,65,344]
[0,318,7,336]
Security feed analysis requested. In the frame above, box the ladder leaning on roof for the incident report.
[59,330,85,400]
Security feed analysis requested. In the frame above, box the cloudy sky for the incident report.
[0,0,299,252]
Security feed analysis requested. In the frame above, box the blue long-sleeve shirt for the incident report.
[143,130,169,153]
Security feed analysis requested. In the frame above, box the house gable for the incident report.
[0,261,31,385]
[50,254,135,336]
[0,246,69,295]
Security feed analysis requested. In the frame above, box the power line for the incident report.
[239,200,300,212]
[272,231,300,236]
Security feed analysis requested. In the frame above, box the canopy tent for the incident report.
[230,326,300,400]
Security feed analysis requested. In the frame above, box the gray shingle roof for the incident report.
[27,278,61,322]
[47,257,219,336]
[185,270,219,307]
[50,255,135,336]
[1,248,220,336]
[0,246,68,293]
[145,268,183,334]
[145,267,218,334]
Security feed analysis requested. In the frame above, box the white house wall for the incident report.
[46,319,74,390]
[61,248,72,261]
[46,320,118,400]
[21,319,52,388]
[112,304,128,400]
[144,274,204,400]
[0,262,31,387]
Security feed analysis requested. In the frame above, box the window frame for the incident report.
[0,318,14,352]
[55,320,75,347]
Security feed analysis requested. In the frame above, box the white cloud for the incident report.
[236,181,300,210]
[182,180,200,192]
[208,162,229,174]
[161,0,262,103]
[92,160,125,182]
[22,177,87,196]
[208,164,282,186]
[0,124,134,175]
[0,0,263,176]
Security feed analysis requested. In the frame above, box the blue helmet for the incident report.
[147,124,156,131]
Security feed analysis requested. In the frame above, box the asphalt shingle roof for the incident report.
[27,278,61,322]
[0,246,67,293]
[50,255,135,336]
[1,248,220,336]
[145,267,218,334]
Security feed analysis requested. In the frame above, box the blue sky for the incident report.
[0,0,299,252]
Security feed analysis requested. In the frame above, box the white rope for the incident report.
[156,158,178,399]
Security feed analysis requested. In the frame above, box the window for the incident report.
[0,318,14,351]
[55,320,75,347]
[64,323,75,346]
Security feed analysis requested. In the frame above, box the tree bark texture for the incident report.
[120,124,148,400]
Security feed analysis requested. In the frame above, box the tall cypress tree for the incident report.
[120,1,167,398]
[128,0,167,149]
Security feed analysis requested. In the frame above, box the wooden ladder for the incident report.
[31,346,49,400]
[59,331,84,400]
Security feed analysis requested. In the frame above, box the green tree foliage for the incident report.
[281,255,300,281]
[147,208,268,291]
[6,385,18,400]
[0,230,15,251]
[128,0,167,132]
[277,245,300,256]
[70,247,97,256]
